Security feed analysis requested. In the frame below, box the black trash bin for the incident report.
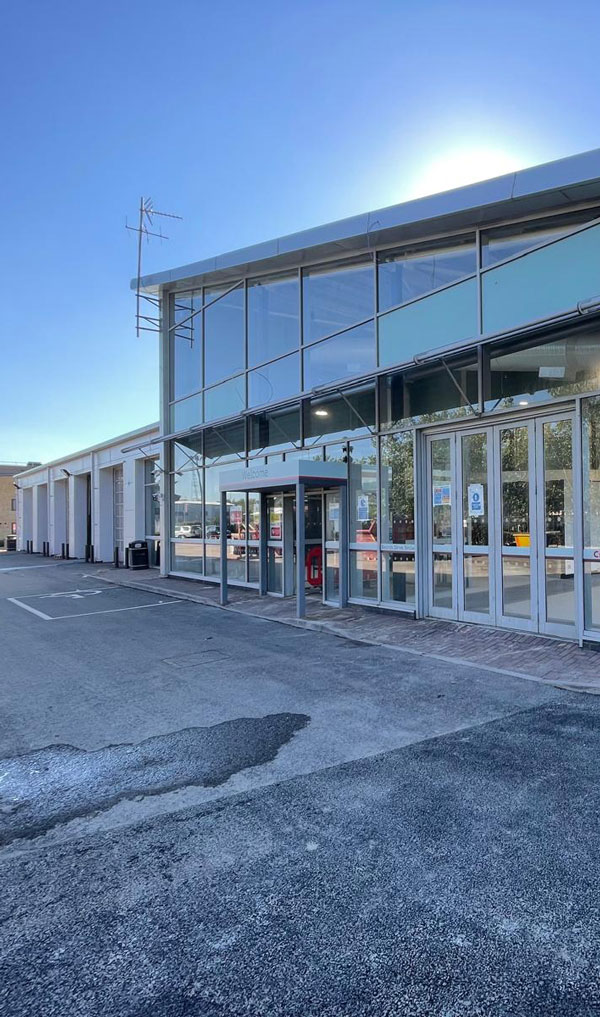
[128,539,149,570]
[6,535,17,551]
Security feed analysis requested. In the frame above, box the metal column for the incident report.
[259,492,268,595]
[219,490,228,605]
[339,483,348,607]
[296,482,305,619]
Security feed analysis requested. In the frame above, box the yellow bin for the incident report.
[514,533,531,548]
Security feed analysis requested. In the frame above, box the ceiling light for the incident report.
[315,409,329,417]
[518,400,529,406]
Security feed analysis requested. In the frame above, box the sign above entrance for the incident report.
[219,460,348,493]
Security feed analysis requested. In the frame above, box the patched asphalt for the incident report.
[0,714,309,845]
[2,701,600,1016]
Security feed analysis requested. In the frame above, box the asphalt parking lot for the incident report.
[1,552,600,1015]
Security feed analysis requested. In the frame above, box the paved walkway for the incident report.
[94,566,600,694]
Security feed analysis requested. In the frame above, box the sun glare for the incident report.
[408,147,528,201]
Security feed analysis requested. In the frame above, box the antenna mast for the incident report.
[126,197,182,337]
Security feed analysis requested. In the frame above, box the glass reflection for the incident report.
[486,330,600,412]
[325,550,340,602]
[378,276,477,367]
[380,432,414,545]
[433,553,453,608]
[350,550,378,599]
[584,562,600,631]
[464,554,489,613]
[304,384,375,444]
[378,236,476,311]
[482,224,600,336]
[431,438,452,544]
[248,352,299,408]
[303,258,374,345]
[204,284,245,386]
[248,272,299,366]
[582,396,600,548]
[303,321,376,390]
[501,427,529,546]
[349,438,377,544]
[381,551,415,605]
[545,559,575,624]
[204,375,246,423]
[171,291,202,399]
[380,355,478,430]
[543,420,573,548]
[172,543,204,574]
[462,433,488,546]
[481,210,596,267]
[249,406,300,455]
[502,556,531,619]
[172,441,203,538]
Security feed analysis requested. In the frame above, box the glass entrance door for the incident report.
[324,489,341,604]
[426,412,577,636]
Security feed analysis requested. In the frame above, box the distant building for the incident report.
[15,425,160,563]
[0,464,38,548]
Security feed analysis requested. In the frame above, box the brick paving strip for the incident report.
[95,568,600,694]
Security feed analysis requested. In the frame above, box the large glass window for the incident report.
[204,284,245,386]
[172,543,204,574]
[486,329,600,412]
[378,236,476,312]
[303,321,376,390]
[380,432,414,545]
[302,258,374,345]
[248,352,300,408]
[249,406,300,455]
[543,419,573,549]
[482,223,600,335]
[378,276,478,367]
[144,460,160,537]
[380,354,478,430]
[583,396,600,549]
[203,421,246,464]
[304,383,375,444]
[349,437,377,544]
[172,440,203,539]
[170,394,203,432]
[248,272,299,365]
[171,291,202,399]
[205,375,246,423]
[481,210,598,267]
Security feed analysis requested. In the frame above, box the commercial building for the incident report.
[130,147,600,645]
[16,424,160,563]
[0,464,36,548]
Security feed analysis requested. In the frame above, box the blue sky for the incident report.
[2,0,600,463]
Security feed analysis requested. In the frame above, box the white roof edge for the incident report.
[133,147,600,292]
[15,422,160,478]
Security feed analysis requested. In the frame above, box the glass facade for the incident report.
[162,200,600,642]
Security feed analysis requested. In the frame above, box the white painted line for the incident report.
[50,600,183,620]
[7,597,53,621]
[0,562,79,573]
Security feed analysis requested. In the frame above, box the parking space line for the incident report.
[7,598,53,620]
[0,562,80,573]
[50,600,183,620]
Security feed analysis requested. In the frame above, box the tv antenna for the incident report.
[126,197,182,337]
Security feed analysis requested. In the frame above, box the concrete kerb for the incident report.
[93,569,598,695]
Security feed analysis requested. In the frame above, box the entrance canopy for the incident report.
[218,459,348,618]
[219,459,347,493]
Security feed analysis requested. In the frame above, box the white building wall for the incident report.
[33,483,48,552]
[15,424,159,561]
